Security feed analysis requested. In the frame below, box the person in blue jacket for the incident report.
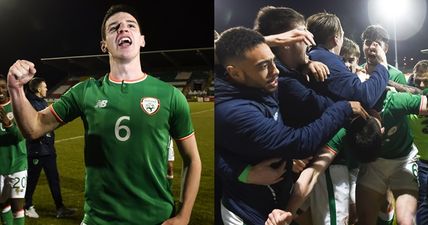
[306,12,389,109]
[215,26,367,225]
[24,77,75,219]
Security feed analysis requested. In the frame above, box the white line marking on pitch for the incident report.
[55,135,84,143]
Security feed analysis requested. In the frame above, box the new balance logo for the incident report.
[95,100,108,108]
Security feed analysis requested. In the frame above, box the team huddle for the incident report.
[215,6,428,225]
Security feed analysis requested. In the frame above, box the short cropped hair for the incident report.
[101,4,142,40]
[307,12,342,45]
[215,27,265,66]
[28,77,46,94]
[414,60,428,76]
[340,37,360,59]
[361,25,389,44]
[347,115,382,163]
[254,6,305,36]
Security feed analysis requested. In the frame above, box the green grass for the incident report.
[25,102,214,225]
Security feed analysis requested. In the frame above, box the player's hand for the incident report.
[0,106,12,127]
[265,28,315,47]
[292,157,312,173]
[7,60,37,90]
[348,101,368,119]
[161,215,189,225]
[356,70,369,82]
[304,61,329,82]
[265,209,293,225]
[247,158,287,185]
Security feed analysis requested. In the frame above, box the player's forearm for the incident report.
[286,149,334,214]
[177,155,201,223]
[286,168,319,214]
[175,135,202,223]
[9,87,46,139]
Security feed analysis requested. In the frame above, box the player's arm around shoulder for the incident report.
[163,135,201,225]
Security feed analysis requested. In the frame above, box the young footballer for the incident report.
[6,4,201,225]
[0,74,27,225]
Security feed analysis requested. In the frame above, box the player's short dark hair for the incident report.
[361,25,389,44]
[340,37,360,59]
[414,60,428,75]
[101,4,142,40]
[28,77,46,94]
[215,27,265,66]
[347,115,382,163]
[254,6,305,36]
[307,12,342,45]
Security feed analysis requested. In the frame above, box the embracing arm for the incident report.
[264,29,315,48]
[285,147,336,215]
[217,100,360,159]
[263,147,336,225]
[7,60,60,139]
[387,80,423,94]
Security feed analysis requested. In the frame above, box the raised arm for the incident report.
[309,44,389,108]
[162,134,201,225]
[264,29,315,48]
[7,60,60,139]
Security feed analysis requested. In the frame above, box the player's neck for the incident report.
[109,57,145,81]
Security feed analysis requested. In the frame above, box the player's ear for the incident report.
[383,43,389,54]
[139,35,145,48]
[100,41,108,53]
[226,65,244,83]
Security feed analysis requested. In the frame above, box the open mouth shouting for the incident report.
[117,36,132,47]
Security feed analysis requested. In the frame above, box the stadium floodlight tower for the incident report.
[373,0,409,68]
[369,0,426,68]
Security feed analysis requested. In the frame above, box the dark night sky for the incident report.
[0,0,213,79]
[215,0,428,72]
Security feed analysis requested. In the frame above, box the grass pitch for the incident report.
[25,102,214,225]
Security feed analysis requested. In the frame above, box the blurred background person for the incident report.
[24,77,75,219]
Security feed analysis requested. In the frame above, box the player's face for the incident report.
[363,39,387,65]
[103,12,145,61]
[343,54,359,71]
[229,43,279,93]
[0,79,8,103]
[38,81,48,98]
[414,72,428,89]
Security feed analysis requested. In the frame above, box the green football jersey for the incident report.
[325,129,358,169]
[379,91,427,158]
[408,114,428,160]
[361,63,406,84]
[0,101,27,175]
[51,75,194,225]
[327,91,427,161]
[386,64,407,84]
